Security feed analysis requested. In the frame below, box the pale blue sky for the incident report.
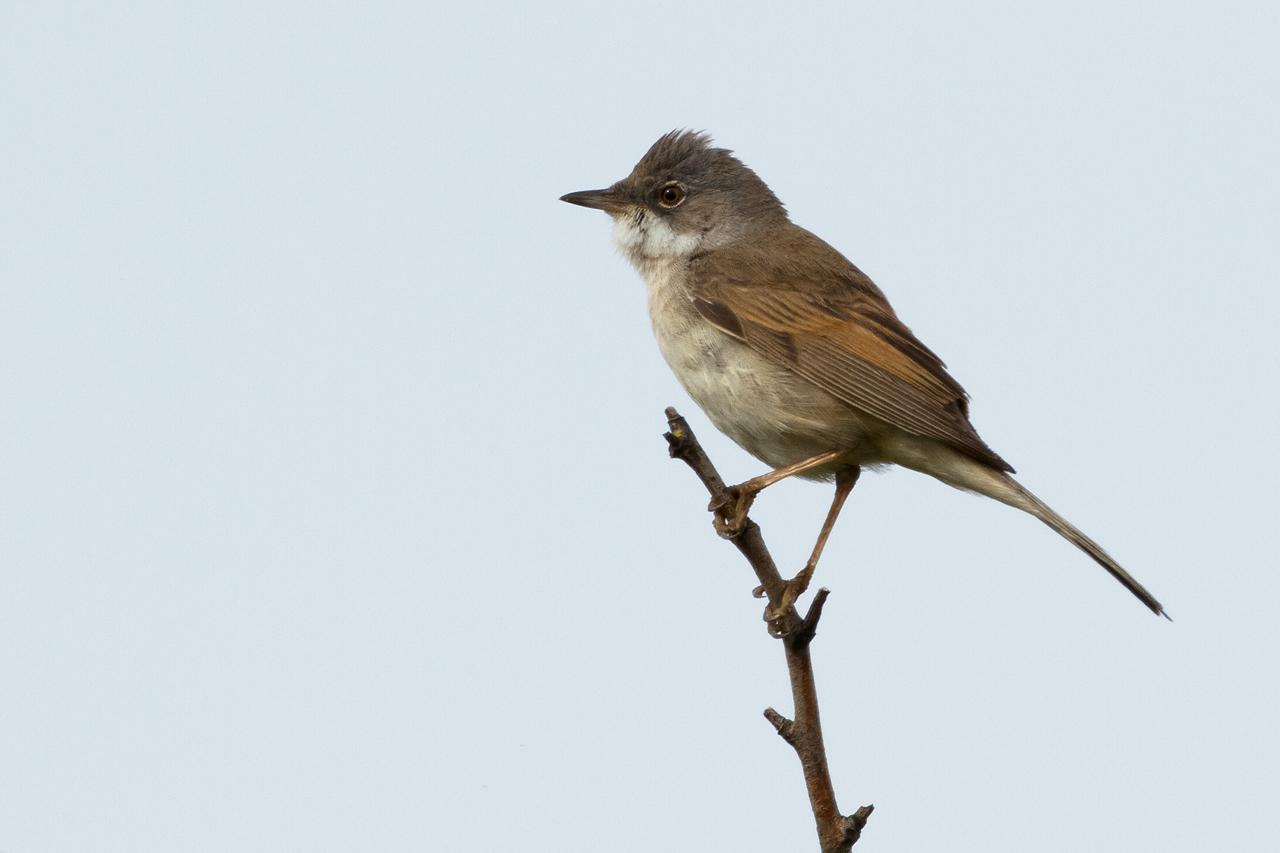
[2,2,1278,851]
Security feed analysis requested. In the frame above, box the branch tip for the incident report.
[840,805,875,846]
[763,707,796,743]
[792,587,832,648]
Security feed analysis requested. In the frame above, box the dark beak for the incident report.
[559,187,629,214]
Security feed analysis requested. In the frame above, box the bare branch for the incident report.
[664,407,797,634]
[662,407,873,852]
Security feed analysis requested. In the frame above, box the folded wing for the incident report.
[689,229,1013,472]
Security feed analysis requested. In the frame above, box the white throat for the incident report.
[611,208,701,264]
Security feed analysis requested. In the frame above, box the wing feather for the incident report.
[690,228,1012,472]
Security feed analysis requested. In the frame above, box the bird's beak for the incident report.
[559,186,630,215]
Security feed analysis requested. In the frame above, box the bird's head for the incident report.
[560,130,787,262]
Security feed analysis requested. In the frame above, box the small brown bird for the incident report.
[561,131,1164,618]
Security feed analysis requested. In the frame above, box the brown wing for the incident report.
[689,226,1013,472]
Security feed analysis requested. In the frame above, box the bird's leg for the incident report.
[765,466,861,620]
[709,449,846,537]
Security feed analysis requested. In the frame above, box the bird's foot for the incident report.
[708,484,757,538]
[763,566,817,622]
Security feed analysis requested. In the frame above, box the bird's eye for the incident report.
[657,183,686,208]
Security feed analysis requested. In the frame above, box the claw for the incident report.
[709,485,756,538]
[763,567,816,622]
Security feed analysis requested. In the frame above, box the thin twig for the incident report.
[663,407,873,853]
[763,707,796,743]
[793,587,832,650]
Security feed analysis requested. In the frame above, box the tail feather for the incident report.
[1004,477,1167,618]
[888,439,1167,617]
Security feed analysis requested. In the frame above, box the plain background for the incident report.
[3,2,1278,851]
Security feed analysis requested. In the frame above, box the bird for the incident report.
[560,130,1165,619]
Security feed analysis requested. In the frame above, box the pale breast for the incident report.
[641,257,874,473]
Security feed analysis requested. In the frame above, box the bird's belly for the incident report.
[648,288,874,474]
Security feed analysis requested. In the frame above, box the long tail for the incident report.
[889,439,1167,617]
[1004,476,1166,618]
